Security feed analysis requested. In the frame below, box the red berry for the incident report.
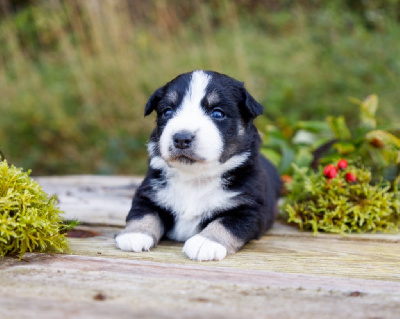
[324,164,338,179]
[323,164,335,175]
[337,159,348,170]
[345,173,357,183]
[327,168,338,179]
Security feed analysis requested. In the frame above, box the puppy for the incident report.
[115,70,282,261]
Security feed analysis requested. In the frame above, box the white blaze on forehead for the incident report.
[159,70,224,163]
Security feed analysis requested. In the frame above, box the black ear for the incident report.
[241,88,264,119]
[144,87,164,117]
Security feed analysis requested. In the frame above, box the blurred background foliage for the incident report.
[0,0,399,175]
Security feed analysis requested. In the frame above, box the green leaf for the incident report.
[294,148,314,168]
[359,95,378,129]
[292,130,317,145]
[365,130,400,149]
[296,121,330,133]
[261,148,281,167]
[333,141,356,155]
[279,143,296,174]
[326,116,351,140]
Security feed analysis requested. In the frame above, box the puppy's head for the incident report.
[145,70,263,168]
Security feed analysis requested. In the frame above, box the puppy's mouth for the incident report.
[168,150,205,165]
[173,155,196,164]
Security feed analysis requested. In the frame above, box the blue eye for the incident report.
[162,108,173,118]
[211,109,225,119]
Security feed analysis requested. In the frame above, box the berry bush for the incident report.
[283,159,400,234]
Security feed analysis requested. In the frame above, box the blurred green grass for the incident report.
[0,0,399,175]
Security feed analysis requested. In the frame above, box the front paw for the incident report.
[115,232,154,252]
[182,235,227,261]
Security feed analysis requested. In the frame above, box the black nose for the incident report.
[173,132,194,149]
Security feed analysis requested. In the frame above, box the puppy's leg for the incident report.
[115,213,164,252]
[183,217,249,261]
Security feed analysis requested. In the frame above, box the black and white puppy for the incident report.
[115,70,282,261]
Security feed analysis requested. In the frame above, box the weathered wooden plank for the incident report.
[1,253,400,319]
[58,226,400,282]
[35,175,400,243]
[35,175,141,226]
[2,175,400,318]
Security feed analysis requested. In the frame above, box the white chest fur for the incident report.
[154,173,239,241]
[149,153,249,241]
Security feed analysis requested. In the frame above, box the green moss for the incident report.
[0,160,69,258]
[283,163,400,234]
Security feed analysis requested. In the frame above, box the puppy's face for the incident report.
[145,70,263,168]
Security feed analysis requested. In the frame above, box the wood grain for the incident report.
[2,252,400,319]
[35,175,141,226]
[60,225,400,282]
[1,175,398,319]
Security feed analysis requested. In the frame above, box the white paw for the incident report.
[182,235,227,261]
[115,232,154,252]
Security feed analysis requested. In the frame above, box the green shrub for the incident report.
[261,95,400,183]
[283,161,400,234]
[0,159,70,258]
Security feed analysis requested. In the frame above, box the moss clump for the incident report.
[283,163,400,234]
[0,160,69,258]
